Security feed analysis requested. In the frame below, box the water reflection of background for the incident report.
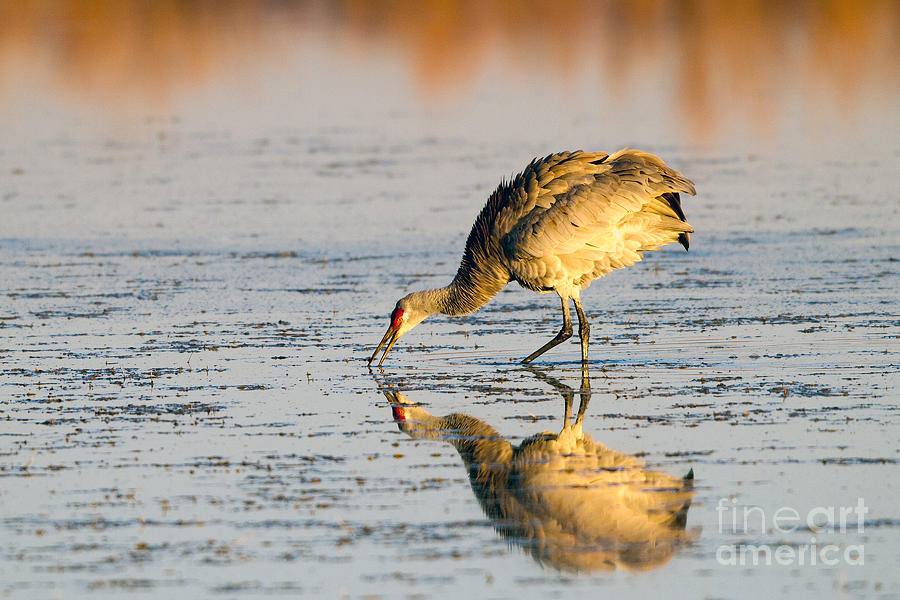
[1,1,897,144]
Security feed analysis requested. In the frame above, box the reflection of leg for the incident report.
[575,366,591,426]
[523,295,572,363]
[573,294,590,364]
[521,363,592,426]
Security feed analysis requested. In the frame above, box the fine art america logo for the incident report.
[716,497,867,566]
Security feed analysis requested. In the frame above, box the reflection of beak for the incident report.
[368,324,400,366]
[381,390,411,422]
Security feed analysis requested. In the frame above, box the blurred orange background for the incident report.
[1,0,897,143]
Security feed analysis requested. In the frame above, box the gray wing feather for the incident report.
[502,149,695,265]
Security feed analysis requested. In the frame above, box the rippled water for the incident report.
[2,3,899,598]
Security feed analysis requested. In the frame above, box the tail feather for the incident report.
[661,192,690,251]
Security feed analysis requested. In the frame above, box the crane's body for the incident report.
[370,148,695,365]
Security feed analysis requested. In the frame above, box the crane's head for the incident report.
[368,292,434,366]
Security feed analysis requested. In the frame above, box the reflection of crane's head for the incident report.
[393,405,432,436]
[385,391,443,440]
[368,291,437,367]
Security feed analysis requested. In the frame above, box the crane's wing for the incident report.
[490,150,610,241]
[499,149,695,288]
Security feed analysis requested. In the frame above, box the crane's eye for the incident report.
[391,308,404,329]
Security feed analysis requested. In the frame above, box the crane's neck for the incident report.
[416,185,513,316]
[444,253,509,315]
[420,247,508,317]
[409,188,511,318]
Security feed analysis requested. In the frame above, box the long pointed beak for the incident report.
[368,324,400,366]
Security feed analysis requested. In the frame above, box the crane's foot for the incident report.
[524,294,575,363]
[522,326,573,363]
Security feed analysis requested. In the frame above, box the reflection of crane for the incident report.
[370,149,695,366]
[383,370,695,573]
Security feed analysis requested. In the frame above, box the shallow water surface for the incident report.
[1,3,899,598]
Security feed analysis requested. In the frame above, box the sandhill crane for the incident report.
[384,370,695,572]
[369,148,695,366]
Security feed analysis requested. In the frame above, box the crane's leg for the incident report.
[572,295,590,364]
[522,295,572,363]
